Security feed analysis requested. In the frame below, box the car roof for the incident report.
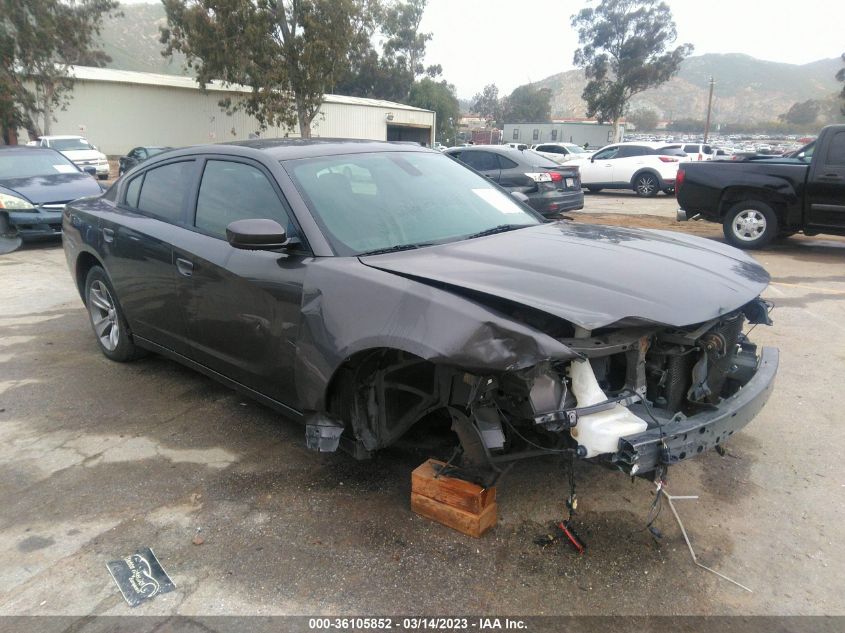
[445,145,525,156]
[39,135,86,140]
[0,145,60,154]
[155,138,436,161]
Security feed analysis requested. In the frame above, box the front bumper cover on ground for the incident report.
[616,346,779,475]
[8,208,63,239]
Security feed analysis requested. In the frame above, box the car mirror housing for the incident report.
[82,165,97,176]
[226,218,288,250]
[510,191,530,204]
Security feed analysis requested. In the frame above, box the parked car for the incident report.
[677,124,845,248]
[63,139,777,487]
[568,142,686,196]
[118,146,173,177]
[504,142,529,151]
[663,143,714,161]
[445,145,583,215]
[0,146,103,241]
[531,142,593,163]
[35,135,110,179]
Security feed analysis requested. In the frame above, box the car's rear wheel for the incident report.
[633,173,659,197]
[84,266,144,361]
[722,201,778,249]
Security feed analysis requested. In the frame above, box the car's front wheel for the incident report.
[722,201,778,249]
[84,266,144,361]
[633,173,659,197]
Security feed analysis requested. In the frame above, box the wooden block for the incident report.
[411,459,496,514]
[411,492,497,538]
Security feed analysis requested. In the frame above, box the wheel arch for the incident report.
[74,250,105,303]
[630,168,663,189]
[718,187,788,222]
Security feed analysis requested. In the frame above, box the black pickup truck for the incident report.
[676,124,845,248]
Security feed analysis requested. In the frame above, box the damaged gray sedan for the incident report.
[62,139,778,486]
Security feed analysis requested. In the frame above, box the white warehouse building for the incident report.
[24,66,436,155]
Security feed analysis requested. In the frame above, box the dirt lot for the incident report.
[1,192,844,618]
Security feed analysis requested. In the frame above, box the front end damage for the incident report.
[308,297,778,486]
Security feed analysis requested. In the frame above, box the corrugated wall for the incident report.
[36,80,434,155]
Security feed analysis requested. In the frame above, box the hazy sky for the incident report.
[122,0,845,99]
[421,0,845,98]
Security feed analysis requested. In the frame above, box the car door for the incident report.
[579,145,619,185]
[170,157,309,407]
[103,159,198,355]
[612,145,650,184]
[457,150,501,182]
[806,129,845,230]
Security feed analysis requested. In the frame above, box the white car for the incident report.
[662,143,714,162]
[568,142,687,197]
[36,135,109,179]
[531,142,593,164]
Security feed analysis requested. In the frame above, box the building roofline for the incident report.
[67,65,434,114]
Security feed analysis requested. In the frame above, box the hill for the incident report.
[532,53,842,124]
[97,3,189,76]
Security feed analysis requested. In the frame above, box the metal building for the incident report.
[25,66,435,155]
[503,121,624,149]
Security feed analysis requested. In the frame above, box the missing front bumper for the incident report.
[616,346,779,475]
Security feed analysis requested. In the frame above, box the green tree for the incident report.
[502,85,551,123]
[161,0,371,138]
[571,0,692,141]
[333,0,438,102]
[1,0,118,143]
[627,107,658,131]
[779,99,821,126]
[471,83,502,127]
[408,77,459,143]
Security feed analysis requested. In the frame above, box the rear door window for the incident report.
[823,131,845,165]
[136,161,194,223]
[195,160,295,239]
[497,155,519,169]
[460,151,500,171]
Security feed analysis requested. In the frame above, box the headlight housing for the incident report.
[0,192,36,211]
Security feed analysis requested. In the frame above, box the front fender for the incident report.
[294,258,577,411]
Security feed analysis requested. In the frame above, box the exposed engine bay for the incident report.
[309,297,778,487]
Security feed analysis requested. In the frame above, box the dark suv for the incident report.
[445,146,583,216]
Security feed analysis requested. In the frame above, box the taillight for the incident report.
[698,153,703,161]
[676,168,685,191]
[525,172,563,182]
[658,156,679,163]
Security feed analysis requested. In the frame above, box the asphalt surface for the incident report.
[1,192,844,617]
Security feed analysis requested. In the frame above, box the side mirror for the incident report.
[590,156,595,163]
[226,219,287,250]
[510,191,530,203]
[82,165,97,176]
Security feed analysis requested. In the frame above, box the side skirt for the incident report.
[134,336,304,422]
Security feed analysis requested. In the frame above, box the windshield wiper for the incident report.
[464,224,528,240]
[358,242,434,256]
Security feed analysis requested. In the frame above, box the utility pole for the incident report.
[703,77,715,143]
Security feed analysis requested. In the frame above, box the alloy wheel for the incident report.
[88,280,120,351]
[636,175,656,196]
[731,209,768,242]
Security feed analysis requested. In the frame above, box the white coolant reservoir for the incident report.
[568,359,648,458]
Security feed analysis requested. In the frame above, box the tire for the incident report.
[84,266,145,362]
[722,201,779,249]
[586,186,603,193]
[633,172,660,197]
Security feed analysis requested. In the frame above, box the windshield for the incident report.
[285,151,541,256]
[0,151,80,179]
[50,138,94,151]
[564,144,590,154]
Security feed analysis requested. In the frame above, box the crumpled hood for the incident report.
[0,172,102,205]
[360,222,770,331]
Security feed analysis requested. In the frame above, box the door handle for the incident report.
[819,173,842,181]
[175,257,194,277]
[102,227,114,243]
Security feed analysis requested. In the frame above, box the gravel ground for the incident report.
[1,191,844,619]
